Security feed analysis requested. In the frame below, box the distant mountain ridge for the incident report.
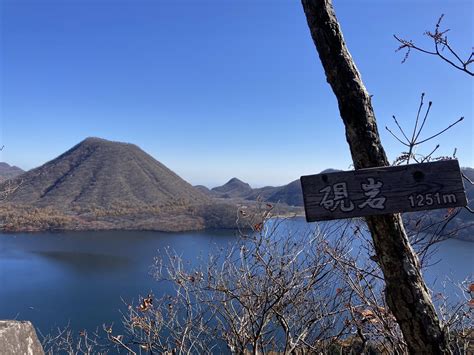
[0,163,24,182]
[209,167,472,208]
[208,167,473,240]
[207,169,342,207]
[200,178,306,207]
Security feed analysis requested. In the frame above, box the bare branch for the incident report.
[394,15,474,76]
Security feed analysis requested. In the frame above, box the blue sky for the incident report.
[1,0,472,187]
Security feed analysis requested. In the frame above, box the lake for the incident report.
[0,218,472,337]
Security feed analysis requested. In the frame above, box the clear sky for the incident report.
[1,0,472,187]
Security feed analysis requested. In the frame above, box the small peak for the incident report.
[225,178,253,190]
[227,177,244,184]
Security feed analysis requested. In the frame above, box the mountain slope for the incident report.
[2,137,209,208]
[265,180,303,206]
[194,185,220,197]
[0,163,24,182]
[246,181,303,206]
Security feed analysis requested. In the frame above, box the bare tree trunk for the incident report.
[301,1,450,353]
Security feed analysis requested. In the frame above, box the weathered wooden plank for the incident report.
[300,160,467,222]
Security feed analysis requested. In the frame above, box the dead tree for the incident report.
[301,1,451,353]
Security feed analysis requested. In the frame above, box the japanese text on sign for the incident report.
[319,178,386,213]
[300,160,467,222]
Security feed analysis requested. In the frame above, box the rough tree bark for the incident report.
[301,1,451,354]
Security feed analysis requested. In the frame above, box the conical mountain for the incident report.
[2,137,208,208]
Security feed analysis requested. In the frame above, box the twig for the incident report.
[394,15,474,76]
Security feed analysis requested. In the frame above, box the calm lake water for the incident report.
[0,218,472,335]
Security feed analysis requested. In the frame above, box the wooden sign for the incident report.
[300,160,467,222]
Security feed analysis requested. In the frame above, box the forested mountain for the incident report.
[0,138,240,232]
[1,137,209,208]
